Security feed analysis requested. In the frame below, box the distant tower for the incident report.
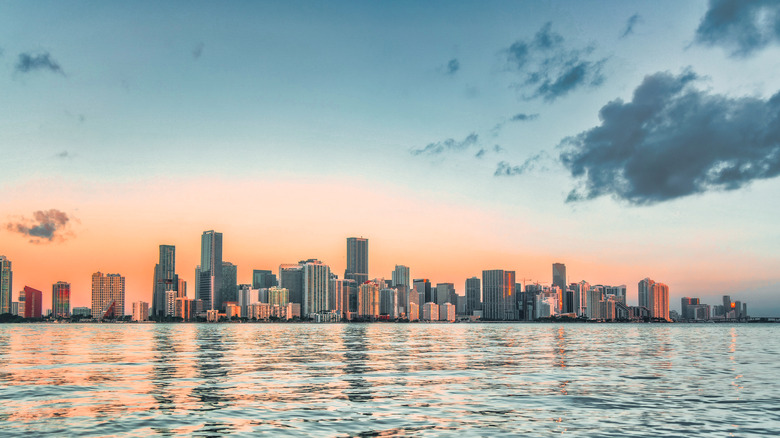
[91,272,126,319]
[52,281,70,318]
[482,270,517,320]
[252,269,277,289]
[221,261,238,305]
[279,264,305,306]
[413,278,432,303]
[198,231,223,310]
[23,286,43,319]
[552,263,567,291]
[650,282,669,321]
[0,256,11,314]
[465,276,481,315]
[345,237,369,285]
[638,278,655,309]
[152,245,178,318]
[392,265,410,288]
[302,259,330,316]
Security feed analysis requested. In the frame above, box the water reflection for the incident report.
[1,323,779,436]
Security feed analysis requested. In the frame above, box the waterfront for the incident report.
[1,323,778,436]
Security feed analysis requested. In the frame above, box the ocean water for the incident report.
[0,323,778,436]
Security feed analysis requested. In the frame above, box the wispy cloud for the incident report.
[411,133,478,156]
[193,42,205,59]
[494,151,549,176]
[510,113,539,122]
[695,0,780,57]
[560,69,780,205]
[475,144,504,159]
[5,209,74,243]
[445,58,460,75]
[504,22,607,102]
[15,52,65,75]
[621,14,642,38]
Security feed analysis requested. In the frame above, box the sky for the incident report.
[2,0,780,315]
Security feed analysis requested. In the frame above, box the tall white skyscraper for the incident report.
[0,256,12,315]
[302,259,330,316]
[638,277,654,309]
[392,265,410,288]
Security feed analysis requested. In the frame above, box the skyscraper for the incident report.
[0,256,11,315]
[198,230,223,310]
[465,276,481,315]
[221,262,238,305]
[279,264,304,306]
[482,270,517,320]
[345,237,368,285]
[23,286,42,319]
[302,259,330,316]
[91,272,125,319]
[413,278,432,303]
[435,283,455,305]
[638,278,655,309]
[152,245,178,318]
[52,281,70,318]
[552,263,567,291]
[649,282,670,321]
[252,269,277,289]
[392,265,410,288]
[357,281,379,318]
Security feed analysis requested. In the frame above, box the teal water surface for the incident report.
[0,323,778,436]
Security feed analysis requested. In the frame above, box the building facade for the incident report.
[152,244,178,318]
[302,259,331,316]
[345,237,369,285]
[197,230,223,311]
[52,281,70,318]
[91,272,125,319]
[482,270,517,320]
[23,286,42,319]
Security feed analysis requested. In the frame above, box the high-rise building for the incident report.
[649,282,669,321]
[268,286,290,306]
[413,279,432,303]
[252,269,277,289]
[132,301,149,322]
[379,288,398,318]
[279,264,304,306]
[681,297,700,320]
[52,281,70,318]
[435,283,455,305]
[345,237,369,285]
[586,287,603,319]
[422,302,439,321]
[465,277,481,315]
[329,277,346,315]
[221,262,238,305]
[91,272,125,319]
[197,230,223,311]
[23,286,42,319]
[0,256,12,315]
[152,244,178,318]
[392,265,410,288]
[357,281,379,318]
[552,263,567,291]
[302,259,330,316]
[482,270,517,320]
[638,278,654,309]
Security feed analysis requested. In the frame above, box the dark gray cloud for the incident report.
[510,113,539,122]
[16,52,64,75]
[504,22,607,102]
[695,0,780,57]
[193,42,205,59]
[411,133,478,156]
[6,209,72,243]
[445,58,460,75]
[494,152,549,176]
[559,70,780,205]
[621,14,642,38]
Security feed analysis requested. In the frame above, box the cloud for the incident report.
[510,113,539,122]
[494,152,549,176]
[504,22,607,102]
[193,42,205,59]
[445,58,460,75]
[695,0,780,57]
[15,52,64,75]
[475,145,504,159]
[559,70,780,205]
[56,151,70,158]
[6,209,73,243]
[621,14,642,38]
[411,133,478,156]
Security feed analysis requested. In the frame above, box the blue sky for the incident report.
[2,1,780,315]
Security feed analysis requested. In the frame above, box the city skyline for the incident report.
[2,2,780,315]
